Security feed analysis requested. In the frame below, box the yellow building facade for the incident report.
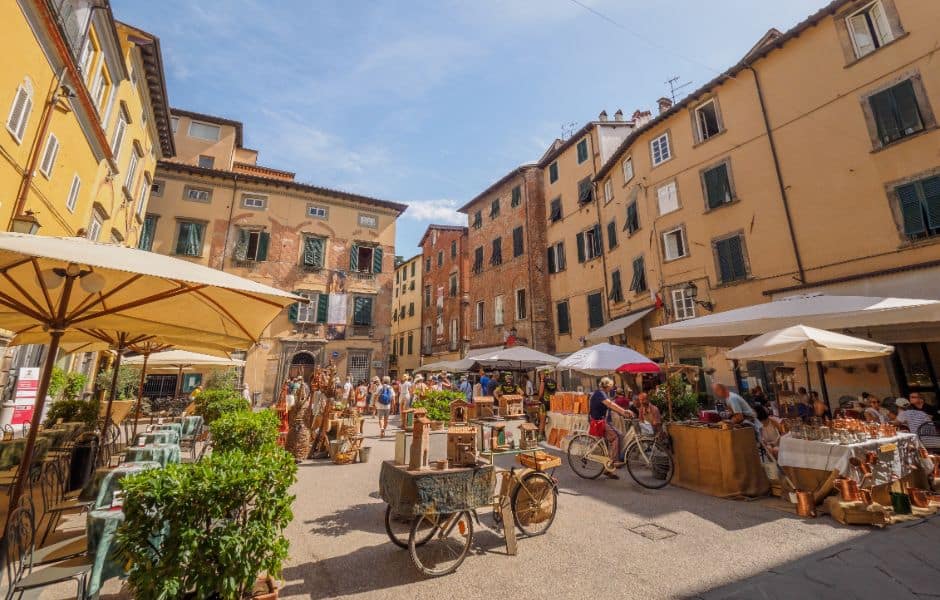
[390,254,423,377]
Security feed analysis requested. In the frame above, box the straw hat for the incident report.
[414,374,424,382]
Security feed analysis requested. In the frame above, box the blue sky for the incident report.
[113,0,824,256]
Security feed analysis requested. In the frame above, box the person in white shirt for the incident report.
[400,374,413,410]
[524,375,534,398]
[342,376,353,403]
[895,397,931,434]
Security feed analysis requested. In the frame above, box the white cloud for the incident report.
[402,199,465,225]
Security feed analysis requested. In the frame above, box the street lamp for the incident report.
[10,211,40,235]
[684,281,715,312]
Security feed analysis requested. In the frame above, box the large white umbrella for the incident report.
[469,345,560,370]
[0,233,300,517]
[725,325,894,363]
[556,343,658,376]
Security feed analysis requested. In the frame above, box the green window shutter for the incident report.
[625,202,638,233]
[557,302,570,334]
[607,221,617,250]
[513,227,524,257]
[630,257,644,292]
[922,177,940,229]
[373,246,383,273]
[256,231,270,261]
[557,243,566,271]
[894,80,924,136]
[575,232,585,263]
[316,294,329,323]
[870,89,901,144]
[592,224,603,257]
[728,235,747,280]
[288,290,300,323]
[303,236,324,267]
[547,247,556,274]
[610,271,623,302]
[896,183,926,235]
[349,243,359,271]
[716,238,734,283]
[587,293,604,329]
[353,296,373,326]
[511,185,521,207]
[233,228,249,261]
[704,164,731,209]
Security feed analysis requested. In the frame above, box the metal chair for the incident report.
[37,459,93,547]
[2,425,14,441]
[180,419,204,462]
[2,503,92,600]
[917,421,940,452]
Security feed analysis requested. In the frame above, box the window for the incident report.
[622,157,634,183]
[702,162,734,209]
[895,176,940,238]
[188,120,220,141]
[38,133,59,177]
[175,221,205,256]
[506,289,523,322]
[450,319,458,344]
[577,178,594,204]
[352,296,374,326]
[150,180,164,197]
[435,250,442,268]
[350,243,382,274]
[472,211,482,229]
[714,234,749,283]
[630,256,647,293]
[494,295,504,326]
[624,201,639,235]
[411,262,416,277]
[185,186,211,203]
[242,194,267,209]
[694,99,722,142]
[449,273,458,297]
[672,288,696,320]
[490,199,500,219]
[587,292,604,329]
[137,173,150,216]
[657,181,679,215]
[576,225,602,262]
[869,80,924,146]
[547,241,566,274]
[301,235,325,269]
[87,211,103,241]
[6,80,33,143]
[90,67,108,111]
[549,197,562,222]
[607,221,618,250]
[511,185,522,207]
[291,291,328,324]
[847,1,894,58]
[549,161,559,183]
[512,226,524,257]
[65,174,80,212]
[472,247,483,274]
[662,226,688,261]
[476,301,485,329]
[409,302,415,317]
[490,238,502,266]
[111,108,127,157]
[451,240,457,258]
[359,213,378,229]
[556,301,571,334]
[425,257,432,273]
[650,133,671,166]
[609,270,624,303]
[410,281,415,291]
[197,155,215,169]
[170,116,179,133]
[576,138,589,163]
[78,38,95,77]
[407,333,414,355]
[123,148,139,192]
[424,285,431,308]
[138,214,157,251]
[603,179,613,203]
[307,204,328,219]
[423,326,432,352]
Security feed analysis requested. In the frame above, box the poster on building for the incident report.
[12,367,39,425]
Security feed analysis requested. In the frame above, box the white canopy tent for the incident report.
[725,325,894,363]
[468,345,560,370]
[556,343,658,376]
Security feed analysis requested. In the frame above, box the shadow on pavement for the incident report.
[305,502,387,537]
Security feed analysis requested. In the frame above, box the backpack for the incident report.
[378,385,393,405]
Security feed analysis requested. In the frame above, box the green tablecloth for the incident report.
[0,436,52,470]
[38,427,73,449]
[181,415,204,437]
[87,508,126,598]
[135,431,179,445]
[124,444,180,467]
[150,423,183,436]
[80,461,161,509]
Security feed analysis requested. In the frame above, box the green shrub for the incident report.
[413,389,464,421]
[62,371,88,401]
[47,367,67,400]
[210,409,279,454]
[193,389,248,424]
[650,374,700,421]
[43,398,99,427]
[116,447,296,600]
[203,367,241,393]
[94,364,141,400]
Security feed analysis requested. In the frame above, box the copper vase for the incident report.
[919,447,930,459]
[834,478,860,502]
[909,488,930,509]
[859,488,873,505]
[796,491,816,517]
[865,451,878,464]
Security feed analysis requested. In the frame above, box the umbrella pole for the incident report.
[132,352,150,437]
[101,339,127,440]
[803,349,813,394]
[5,329,63,528]
[174,365,184,403]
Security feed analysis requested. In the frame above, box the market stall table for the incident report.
[124,443,181,467]
[668,423,770,499]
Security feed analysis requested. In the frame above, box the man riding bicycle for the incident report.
[589,377,635,479]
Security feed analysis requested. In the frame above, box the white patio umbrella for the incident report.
[0,233,300,518]
[469,345,560,370]
[556,343,659,376]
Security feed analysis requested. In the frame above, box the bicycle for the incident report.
[566,414,674,489]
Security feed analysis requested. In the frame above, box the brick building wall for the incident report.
[418,226,469,361]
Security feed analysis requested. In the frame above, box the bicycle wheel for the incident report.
[625,438,674,489]
[409,511,473,577]
[512,471,557,536]
[567,434,607,479]
[384,505,435,549]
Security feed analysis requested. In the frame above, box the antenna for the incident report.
[560,122,578,141]
[665,76,692,103]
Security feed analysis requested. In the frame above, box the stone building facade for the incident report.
[390,254,422,377]
[418,225,469,363]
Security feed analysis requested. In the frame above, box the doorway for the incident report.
[893,342,940,409]
[289,351,318,383]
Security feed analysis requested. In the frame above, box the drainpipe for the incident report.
[746,65,805,284]
[589,133,612,334]
[219,173,239,271]
[521,172,539,351]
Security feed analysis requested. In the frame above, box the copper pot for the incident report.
[909,488,930,509]
[859,488,873,505]
[796,490,816,517]
[919,447,930,459]
[834,478,860,502]
[865,451,878,465]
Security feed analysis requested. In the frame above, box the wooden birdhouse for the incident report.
[498,394,524,418]
[409,417,431,471]
[449,399,470,425]
[474,397,495,419]
[447,425,478,467]
[489,423,509,452]
[400,408,415,431]
[519,422,539,450]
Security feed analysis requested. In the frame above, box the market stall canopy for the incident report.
[122,349,245,368]
[650,294,940,347]
[418,346,504,373]
[725,325,894,363]
[586,308,654,342]
[468,345,560,370]
[557,343,659,376]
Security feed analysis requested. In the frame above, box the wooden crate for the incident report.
[517,451,562,471]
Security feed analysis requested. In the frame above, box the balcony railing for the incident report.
[350,325,374,338]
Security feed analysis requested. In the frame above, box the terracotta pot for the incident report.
[252,576,278,600]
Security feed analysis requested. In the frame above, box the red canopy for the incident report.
[616,362,661,374]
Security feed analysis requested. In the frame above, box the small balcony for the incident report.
[350,325,374,338]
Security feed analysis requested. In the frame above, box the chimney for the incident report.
[598,110,608,122]
[613,109,624,122]
[657,97,673,114]
[632,109,652,127]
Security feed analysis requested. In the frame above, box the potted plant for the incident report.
[413,390,463,429]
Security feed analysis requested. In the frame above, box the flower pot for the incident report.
[358,447,372,463]
[429,420,444,431]
[252,575,279,600]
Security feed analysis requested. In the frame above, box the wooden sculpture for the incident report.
[409,416,431,470]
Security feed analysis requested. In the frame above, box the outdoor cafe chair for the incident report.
[3,502,92,600]
[2,425,13,441]
[917,421,940,453]
[37,459,94,547]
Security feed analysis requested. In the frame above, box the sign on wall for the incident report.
[12,367,39,425]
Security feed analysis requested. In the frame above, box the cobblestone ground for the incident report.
[43,415,939,599]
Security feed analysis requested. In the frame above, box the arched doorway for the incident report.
[288,351,317,383]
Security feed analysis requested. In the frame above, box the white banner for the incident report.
[328,293,348,325]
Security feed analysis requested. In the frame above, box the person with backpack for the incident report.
[376,375,396,437]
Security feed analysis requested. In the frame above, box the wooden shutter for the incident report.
[288,291,301,323]
[587,293,604,329]
[511,185,521,207]
[513,227,524,256]
[557,242,566,271]
[557,302,570,334]
[625,202,638,233]
[610,270,623,302]
[704,165,730,209]
[233,228,249,261]
[547,247,556,274]
[896,183,926,235]
[354,296,373,325]
[575,232,585,263]
[256,231,270,261]
[630,256,645,292]
[717,236,747,282]
[373,246,383,273]
[870,90,901,144]
[349,243,359,271]
[923,177,940,229]
[848,12,876,56]
[894,81,923,135]
[303,236,324,267]
[316,293,329,323]
[607,221,617,249]
[592,224,603,257]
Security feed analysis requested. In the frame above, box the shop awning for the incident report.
[586,308,654,341]
[651,294,940,347]
[725,325,894,363]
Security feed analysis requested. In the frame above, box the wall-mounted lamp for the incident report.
[11,210,41,235]
[684,281,715,312]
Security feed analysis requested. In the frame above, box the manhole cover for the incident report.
[628,523,677,541]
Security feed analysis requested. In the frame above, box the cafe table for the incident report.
[87,507,126,598]
[0,436,51,470]
[134,430,180,445]
[80,461,161,509]
[181,415,204,437]
[150,422,183,437]
[124,443,181,467]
